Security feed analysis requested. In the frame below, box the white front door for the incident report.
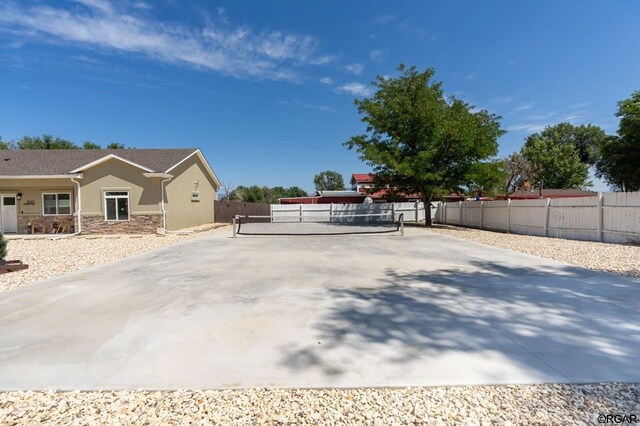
[0,195,18,233]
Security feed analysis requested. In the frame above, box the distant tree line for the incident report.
[223,185,308,204]
[497,90,640,195]
[0,134,128,150]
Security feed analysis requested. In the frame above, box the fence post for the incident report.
[232,216,237,238]
[479,201,484,230]
[443,202,447,224]
[415,201,420,223]
[507,199,511,233]
[299,204,303,222]
[459,201,463,225]
[544,198,551,237]
[330,203,333,222]
[391,203,396,222]
[597,192,604,242]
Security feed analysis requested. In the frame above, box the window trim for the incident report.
[41,192,73,216]
[103,191,130,222]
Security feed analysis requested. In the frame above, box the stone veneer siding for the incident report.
[17,214,77,234]
[80,214,162,234]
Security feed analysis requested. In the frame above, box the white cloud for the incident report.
[0,1,329,81]
[280,100,336,112]
[507,123,547,133]
[319,76,334,85]
[344,63,364,75]
[492,96,514,104]
[336,82,372,97]
[372,14,395,26]
[515,103,533,111]
[563,114,583,122]
[369,49,384,62]
[308,55,335,65]
[570,102,591,109]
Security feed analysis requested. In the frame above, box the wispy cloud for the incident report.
[0,1,330,81]
[369,49,384,62]
[515,103,533,111]
[372,14,396,26]
[319,76,334,85]
[336,82,372,97]
[570,101,591,109]
[491,96,514,104]
[507,123,547,133]
[343,63,364,75]
[279,100,337,112]
[563,114,583,122]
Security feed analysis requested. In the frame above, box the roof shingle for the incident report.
[0,149,197,176]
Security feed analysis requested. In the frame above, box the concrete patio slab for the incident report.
[0,228,638,390]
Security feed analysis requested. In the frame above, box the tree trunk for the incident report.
[422,195,433,227]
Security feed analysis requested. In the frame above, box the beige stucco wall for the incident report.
[79,159,162,216]
[164,155,218,230]
[0,178,75,217]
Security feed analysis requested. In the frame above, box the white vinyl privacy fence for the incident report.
[434,192,640,244]
[271,202,436,223]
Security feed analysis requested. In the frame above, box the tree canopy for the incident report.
[0,134,129,150]
[17,135,79,150]
[313,170,345,191]
[596,90,640,191]
[521,135,591,192]
[525,123,606,166]
[344,64,504,225]
[224,185,308,204]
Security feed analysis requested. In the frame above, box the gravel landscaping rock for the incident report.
[0,224,228,293]
[0,383,638,425]
[418,225,640,280]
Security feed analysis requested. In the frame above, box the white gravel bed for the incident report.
[417,225,640,280]
[1,383,638,425]
[0,224,228,293]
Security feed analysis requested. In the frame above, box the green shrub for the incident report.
[0,231,7,261]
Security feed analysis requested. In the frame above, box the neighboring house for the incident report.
[0,149,221,234]
[350,173,375,192]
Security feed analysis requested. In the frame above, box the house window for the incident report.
[42,193,72,215]
[104,191,129,221]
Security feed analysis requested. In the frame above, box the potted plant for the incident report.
[0,230,29,274]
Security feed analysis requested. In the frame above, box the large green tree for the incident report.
[526,122,606,165]
[313,170,345,191]
[17,134,79,149]
[344,65,504,225]
[106,142,126,149]
[521,135,590,192]
[226,185,308,203]
[83,141,102,149]
[0,137,10,150]
[596,90,640,191]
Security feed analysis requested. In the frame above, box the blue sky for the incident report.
[1,1,639,193]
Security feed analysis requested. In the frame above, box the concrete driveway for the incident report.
[0,228,639,390]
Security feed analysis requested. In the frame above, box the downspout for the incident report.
[160,177,172,232]
[71,177,82,234]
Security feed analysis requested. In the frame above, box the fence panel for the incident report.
[436,191,640,244]
[214,201,270,223]
[508,199,548,236]
[602,192,640,243]
[481,200,509,232]
[548,197,598,241]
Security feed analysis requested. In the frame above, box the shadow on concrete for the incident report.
[280,260,640,383]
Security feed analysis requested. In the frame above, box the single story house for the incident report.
[0,148,221,234]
